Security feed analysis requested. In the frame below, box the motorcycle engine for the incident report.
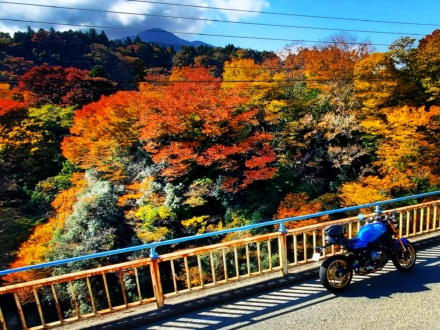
[357,247,389,274]
[371,250,388,265]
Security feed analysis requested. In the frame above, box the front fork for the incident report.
[389,221,408,252]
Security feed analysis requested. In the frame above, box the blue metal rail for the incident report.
[1,190,439,277]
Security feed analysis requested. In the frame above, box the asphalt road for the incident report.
[133,242,440,330]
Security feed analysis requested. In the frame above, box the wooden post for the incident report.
[278,223,288,276]
[0,306,7,330]
[149,248,164,308]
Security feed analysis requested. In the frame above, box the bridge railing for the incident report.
[1,192,440,329]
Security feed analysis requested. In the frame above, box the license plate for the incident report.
[312,252,321,262]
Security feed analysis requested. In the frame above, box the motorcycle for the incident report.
[313,207,416,292]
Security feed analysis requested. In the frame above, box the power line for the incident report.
[0,55,395,73]
[0,18,393,47]
[127,0,440,28]
[0,1,429,37]
[0,77,408,85]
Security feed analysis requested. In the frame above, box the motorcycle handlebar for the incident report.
[370,211,396,223]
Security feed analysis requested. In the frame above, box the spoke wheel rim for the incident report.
[397,244,416,268]
[326,259,351,288]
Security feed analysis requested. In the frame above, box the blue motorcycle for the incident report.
[315,208,416,292]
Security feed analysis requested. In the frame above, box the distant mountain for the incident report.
[125,28,212,50]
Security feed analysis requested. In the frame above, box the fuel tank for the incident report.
[355,222,387,246]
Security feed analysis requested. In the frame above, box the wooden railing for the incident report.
[1,197,440,329]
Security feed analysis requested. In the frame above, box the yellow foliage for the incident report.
[181,215,210,234]
[136,204,172,222]
[222,58,271,103]
[183,178,215,207]
[360,119,385,134]
[352,105,440,199]
[339,181,391,207]
[265,99,288,125]
[184,196,207,207]
[373,106,440,176]
[354,52,399,112]
[130,202,174,242]
[136,227,169,243]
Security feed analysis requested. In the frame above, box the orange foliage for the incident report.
[3,218,57,284]
[140,67,226,143]
[291,38,369,112]
[0,83,10,98]
[139,66,277,191]
[4,172,88,284]
[275,192,328,229]
[117,177,156,207]
[0,98,26,117]
[62,91,143,180]
[61,65,277,192]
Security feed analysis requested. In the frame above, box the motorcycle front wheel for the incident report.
[319,255,353,292]
[392,241,416,271]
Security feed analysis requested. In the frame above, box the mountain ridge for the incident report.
[126,28,213,50]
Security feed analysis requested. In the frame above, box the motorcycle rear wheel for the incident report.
[392,241,416,271]
[319,255,353,292]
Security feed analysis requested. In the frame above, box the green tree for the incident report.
[416,30,440,105]
[89,65,108,79]
[387,36,424,106]
[48,172,134,269]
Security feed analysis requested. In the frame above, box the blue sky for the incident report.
[0,0,439,53]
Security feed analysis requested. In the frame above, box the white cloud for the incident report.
[107,0,152,26]
[0,0,269,40]
[212,0,270,21]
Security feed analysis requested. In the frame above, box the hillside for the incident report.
[126,28,213,50]
[0,27,273,90]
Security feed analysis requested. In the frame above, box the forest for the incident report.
[1,27,440,285]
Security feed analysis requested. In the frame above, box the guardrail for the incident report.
[1,192,440,329]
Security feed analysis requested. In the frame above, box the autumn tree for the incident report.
[1,94,77,264]
[5,171,136,316]
[300,34,370,113]
[274,192,329,229]
[62,91,144,181]
[18,64,117,107]
[0,100,74,193]
[339,105,440,206]
[261,41,370,198]
[354,52,400,113]
[3,172,88,284]
[47,172,135,272]
[222,58,272,105]
[116,66,279,240]
[118,174,180,243]
[139,66,277,191]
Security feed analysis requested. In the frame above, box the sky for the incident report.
[0,0,440,53]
